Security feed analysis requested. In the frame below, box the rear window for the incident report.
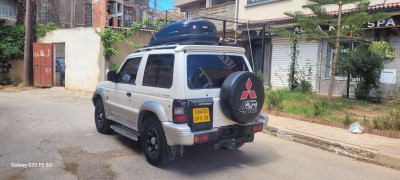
[187,55,249,89]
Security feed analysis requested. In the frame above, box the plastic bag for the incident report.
[348,122,364,134]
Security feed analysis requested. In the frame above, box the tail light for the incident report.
[194,134,209,143]
[253,125,263,132]
[173,100,188,123]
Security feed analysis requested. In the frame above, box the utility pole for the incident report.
[154,0,157,14]
[165,10,168,22]
[185,11,189,19]
[23,0,33,86]
[71,0,75,28]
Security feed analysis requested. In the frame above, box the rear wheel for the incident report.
[94,99,112,133]
[141,116,169,166]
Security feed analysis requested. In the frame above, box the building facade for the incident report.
[0,0,18,23]
[236,0,400,97]
[173,0,237,30]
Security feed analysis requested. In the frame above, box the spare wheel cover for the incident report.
[220,71,265,124]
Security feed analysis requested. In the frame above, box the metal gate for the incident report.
[33,43,53,87]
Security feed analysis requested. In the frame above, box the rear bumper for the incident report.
[162,113,268,146]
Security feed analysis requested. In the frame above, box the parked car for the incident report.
[92,20,268,166]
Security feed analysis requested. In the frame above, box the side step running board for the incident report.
[110,124,140,141]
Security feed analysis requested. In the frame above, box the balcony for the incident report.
[198,1,236,30]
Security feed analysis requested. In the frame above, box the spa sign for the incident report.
[366,15,400,28]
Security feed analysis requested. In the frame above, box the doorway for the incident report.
[53,43,65,87]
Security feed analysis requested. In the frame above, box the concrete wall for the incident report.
[9,60,24,83]
[109,29,154,66]
[239,0,400,21]
[40,27,106,92]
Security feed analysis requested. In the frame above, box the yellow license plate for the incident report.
[192,107,210,123]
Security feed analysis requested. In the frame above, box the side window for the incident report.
[117,57,142,84]
[142,54,174,88]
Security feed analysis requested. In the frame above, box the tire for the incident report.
[141,116,169,166]
[94,99,112,134]
[220,71,265,124]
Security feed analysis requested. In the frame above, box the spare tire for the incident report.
[220,72,265,124]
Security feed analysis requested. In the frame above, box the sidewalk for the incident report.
[264,115,400,170]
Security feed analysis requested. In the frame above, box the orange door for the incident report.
[33,43,53,87]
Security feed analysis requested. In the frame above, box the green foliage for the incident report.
[34,22,59,38]
[96,28,124,61]
[372,108,400,131]
[294,79,313,94]
[265,90,284,111]
[12,82,19,87]
[110,63,120,72]
[0,20,25,84]
[339,41,395,101]
[256,70,265,85]
[0,76,11,85]
[343,114,355,125]
[96,22,144,61]
[143,17,173,30]
[313,98,330,117]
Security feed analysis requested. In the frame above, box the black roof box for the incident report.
[149,19,220,46]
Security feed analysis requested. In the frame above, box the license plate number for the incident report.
[192,107,210,123]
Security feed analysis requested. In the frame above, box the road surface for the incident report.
[0,88,399,180]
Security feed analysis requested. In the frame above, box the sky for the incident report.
[149,0,177,11]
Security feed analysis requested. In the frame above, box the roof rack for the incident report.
[135,45,178,53]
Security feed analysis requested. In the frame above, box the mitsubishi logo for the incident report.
[240,78,257,100]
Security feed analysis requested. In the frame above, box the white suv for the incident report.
[92,44,268,165]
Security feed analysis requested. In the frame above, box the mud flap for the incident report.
[168,145,184,160]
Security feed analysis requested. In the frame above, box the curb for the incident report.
[263,126,400,170]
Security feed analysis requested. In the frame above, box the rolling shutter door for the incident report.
[270,38,319,89]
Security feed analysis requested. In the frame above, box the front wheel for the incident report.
[94,99,112,133]
[141,116,169,166]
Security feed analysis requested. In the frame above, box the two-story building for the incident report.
[237,0,400,97]
[174,0,237,30]
[0,0,18,24]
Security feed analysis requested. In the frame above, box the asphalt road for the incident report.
[0,88,399,180]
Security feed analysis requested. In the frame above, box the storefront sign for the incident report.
[292,15,400,33]
[366,15,400,28]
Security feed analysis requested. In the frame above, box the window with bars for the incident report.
[0,0,17,21]
[85,3,92,27]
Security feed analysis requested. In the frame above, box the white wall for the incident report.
[239,0,399,21]
[40,27,106,92]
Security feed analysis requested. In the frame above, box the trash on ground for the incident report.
[348,122,364,134]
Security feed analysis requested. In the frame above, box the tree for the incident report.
[0,20,25,84]
[285,0,392,102]
[339,41,395,101]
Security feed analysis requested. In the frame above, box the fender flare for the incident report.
[138,101,169,132]
[92,88,111,118]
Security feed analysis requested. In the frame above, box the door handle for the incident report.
[126,92,131,97]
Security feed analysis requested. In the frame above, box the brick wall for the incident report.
[93,0,108,27]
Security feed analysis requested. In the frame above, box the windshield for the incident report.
[187,54,249,89]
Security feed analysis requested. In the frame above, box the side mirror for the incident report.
[107,71,117,82]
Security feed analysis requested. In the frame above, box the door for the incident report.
[33,43,53,87]
[270,38,319,89]
[108,57,142,129]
